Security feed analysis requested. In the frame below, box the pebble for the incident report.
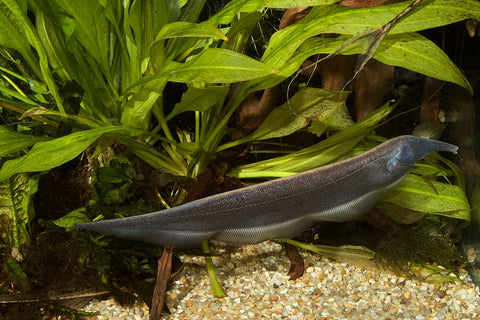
[82,241,480,319]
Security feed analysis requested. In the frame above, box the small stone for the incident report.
[81,241,480,320]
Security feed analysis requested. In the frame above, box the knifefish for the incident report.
[76,136,458,247]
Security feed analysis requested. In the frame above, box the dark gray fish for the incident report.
[76,136,457,247]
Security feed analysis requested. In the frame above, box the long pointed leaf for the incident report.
[262,0,480,67]
[170,48,279,83]
[293,33,472,93]
[380,174,470,222]
[0,126,51,157]
[0,3,41,77]
[247,87,347,141]
[167,86,230,121]
[0,126,132,181]
[228,100,396,177]
[53,0,110,75]
[155,21,227,41]
[120,77,167,130]
[264,0,338,7]
[131,48,278,89]
[2,0,64,111]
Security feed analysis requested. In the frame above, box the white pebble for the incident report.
[81,241,480,320]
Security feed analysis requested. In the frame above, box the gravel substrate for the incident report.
[83,241,480,319]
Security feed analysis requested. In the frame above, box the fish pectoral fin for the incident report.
[387,158,418,171]
[394,162,418,170]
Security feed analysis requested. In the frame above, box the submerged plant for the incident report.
[0,0,476,314]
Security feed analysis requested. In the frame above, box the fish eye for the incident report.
[386,157,399,171]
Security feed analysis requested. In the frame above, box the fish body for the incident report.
[76,136,458,247]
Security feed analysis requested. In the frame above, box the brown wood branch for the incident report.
[318,55,357,91]
[148,165,241,319]
[278,7,311,29]
[149,246,173,320]
[354,59,394,121]
[420,77,443,123]
[442,84,480,195]
[284,242,305,280]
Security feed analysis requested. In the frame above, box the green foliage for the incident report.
[52,208,90,229]
[0,126,138,181]
[167,86,230,120]
[0,125,51,157]
[294,33,471,94]
[2,256,30,291]
[228,100,397,176]
[0,0,476,181]
[0,173,38,255]
[94,154,140,205]
[375,220,466,279]
[247,88,347,141]
[380,174,470,223]
[283,238,377,270]
[0,0,475,293]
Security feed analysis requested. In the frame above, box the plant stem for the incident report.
[201,240,226,298]
[152,100,174,141]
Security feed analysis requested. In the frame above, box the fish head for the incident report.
[386,135,458,171]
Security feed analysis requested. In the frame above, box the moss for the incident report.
[374,219,466,276]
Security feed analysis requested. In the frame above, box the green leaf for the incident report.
[264,0,338,8]
[0,125,51,157]
[131,48,278,89]
[52,207,90,229]
[228,100,396,178]
[0,173,39,254]
[155,21,227,41]
[120,77,167,130]
[180,0,207,23]
[244,23,471,101]
[389,0,480,34]
[167,86,230,120]
[169,48,279,83]
[2,0,64,111]
[308,104,354,136]
[0,2,40,77]
[376,201,427,224]
[208,0,339,26]
[36,9,76,82]
[288,33,472,94]
[262,0,480,68]
[380,174,470,222]
[0,126,132,181]
[283,238,377,270]
[3,257,30,292]
[208,0,264,26]
[222,12,263,53]
[202,240,226,298]
[374,33,471,93]
[115,134,188,176]
[408,263,464,283]
[53,0,110,74]
[248,87,348,141]
[19,107,103,129]
[0,86,42,107]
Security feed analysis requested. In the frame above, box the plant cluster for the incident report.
[0,0,478,316]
